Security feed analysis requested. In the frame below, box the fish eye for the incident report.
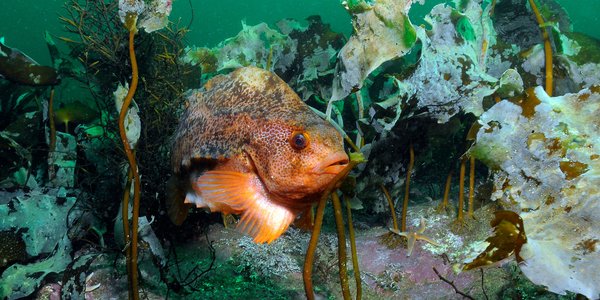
[290,131,310,150]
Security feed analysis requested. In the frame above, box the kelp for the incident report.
[330,0,417,102]
[0,41,60,86]
[470,85,600,298]
[463,210,527,270]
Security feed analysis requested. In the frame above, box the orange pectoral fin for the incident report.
[194,170,254,213]
[195,170,296,243]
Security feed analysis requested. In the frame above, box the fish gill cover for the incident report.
[0,0,599,299]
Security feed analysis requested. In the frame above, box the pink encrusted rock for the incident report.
[355,230,476,298]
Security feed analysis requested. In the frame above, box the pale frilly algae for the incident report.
[139,0,172,33]
[330,0,417,101]
[114,83,141,148]
[393,3,500,124]
[371,1,522,130]
[471,86,600,299]
[184,22,296,74]
[118,0,172,33]
[0,190,77,298]
[557,33,600,89]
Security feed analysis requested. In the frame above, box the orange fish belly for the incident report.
[183,162,299,244]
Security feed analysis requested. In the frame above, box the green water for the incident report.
[0,0,350,66]
[2,0,598,66]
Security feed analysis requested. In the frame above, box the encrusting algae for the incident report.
[169,66,349,244]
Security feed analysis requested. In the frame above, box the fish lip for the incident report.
[313,152,349,175]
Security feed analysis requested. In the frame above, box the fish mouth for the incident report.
[313,152,349,175]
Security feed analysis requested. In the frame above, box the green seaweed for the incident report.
[187,260,296,299]
[565,32,600,64]
[456,0,470,11]
[343,0,372,14]
[456,16,475,41]
[450,9,475,42]
[403,17,417,47]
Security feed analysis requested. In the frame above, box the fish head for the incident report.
[247,118,349,202]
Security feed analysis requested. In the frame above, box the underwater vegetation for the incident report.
[0,41,60,87]
[1,0,599,299]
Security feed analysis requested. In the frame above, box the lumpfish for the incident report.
[168,66,349,243]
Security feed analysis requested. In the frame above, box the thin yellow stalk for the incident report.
[528,0,553,96]
[457,158,466,222]
[468,156,475,218]
[401,144,414,232]
[344,195,362,300]
[332,193,351,300]
[119,27,140,300]
[380,184,399,231]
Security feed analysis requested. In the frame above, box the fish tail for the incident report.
[165,174,193,225]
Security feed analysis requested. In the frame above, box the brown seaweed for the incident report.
[0,41,60,86]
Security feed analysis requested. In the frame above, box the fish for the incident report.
[168,66,349,243]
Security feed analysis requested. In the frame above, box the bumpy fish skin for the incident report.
[170,66,348,243]
[172,66,329,171]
